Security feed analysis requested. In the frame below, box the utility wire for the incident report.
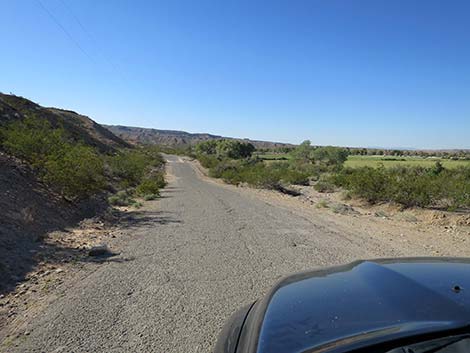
[59,0,128,84]
[36,0,95,64]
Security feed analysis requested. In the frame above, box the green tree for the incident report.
[311,146,349,169]
[290,140,313,163]
[194,140,218,155]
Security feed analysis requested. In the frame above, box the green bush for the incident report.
[198,154,220,169]
[332,165,470,209]
[332,166,391,203]
[1,116,167,201]
[108,150,154,187]
[215,139,255,159]
[311,146,349,170]
[195,139,255,159]
[290,141,349,171]
[314,180,335,193]
[1,116,106,199]
[316,199,329,208]
[132,201,143,208]
[135,174,165,196]
[43,144,106,199]
[143,193,159,201]
[106,147,165,197]
[1,116,68,167]
[108,191,136,206]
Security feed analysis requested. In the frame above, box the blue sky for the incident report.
[1,0,469,149]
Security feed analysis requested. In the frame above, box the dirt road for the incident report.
[4,155,451,352]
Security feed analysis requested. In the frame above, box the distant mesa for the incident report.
[103,125,294,149]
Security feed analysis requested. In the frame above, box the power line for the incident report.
[59,0,128,83]
[36,0,95,64]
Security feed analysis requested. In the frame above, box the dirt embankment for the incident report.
[0,152,109,293]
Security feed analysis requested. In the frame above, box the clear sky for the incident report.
[1,0,469,149]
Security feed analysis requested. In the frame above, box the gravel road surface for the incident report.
[6,155,426,353]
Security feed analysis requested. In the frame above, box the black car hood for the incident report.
[250,258,470,353]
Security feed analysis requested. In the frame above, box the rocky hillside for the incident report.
[105,125,294,149]
[0,94,129,292]
[0,94,131,153]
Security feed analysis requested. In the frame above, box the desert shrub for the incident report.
[195,139,255,159]
[135,174,165,197]
[1,116,67,167]
[243,164,282,189]
[43,144,106,199]
[216,140,255,159]
[331,203,356,215]
[440,166,470,209]
[290,140,314,163]
[108,149,157,187]
[207,159,277,188]
[268,163,310,185]
[281,170,310,185]
[208,159,240,179]
[387,167,438,208]
[108,190,136,206]
[204,159,310,190]
[316,199,329,208]
[1,116,168,200]
[332,165,470,209]
[340,191,352,200]
[195,140,218,155]
[311,146,349,170]
[1,116,106,199]
[200,154,311,190]
[144,193,159,201]
[198,154,220,169]
[290,142,349,171]
[332,166,391,203]
[314,180,335,193]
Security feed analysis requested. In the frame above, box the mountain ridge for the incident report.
[104,124,295,149]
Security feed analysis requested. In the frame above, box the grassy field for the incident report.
[345,155,470,169]
[256,153,470,169]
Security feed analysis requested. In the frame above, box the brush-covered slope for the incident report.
[0,93,130,153]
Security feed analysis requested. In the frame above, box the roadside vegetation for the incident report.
[331,164,470,209]
[194,139,470,211]
[0,116,166,205]
[194,140,344,192]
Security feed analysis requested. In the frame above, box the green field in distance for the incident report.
[256,153,470,169]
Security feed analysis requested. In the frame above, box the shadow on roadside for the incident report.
[0,194,180,297]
